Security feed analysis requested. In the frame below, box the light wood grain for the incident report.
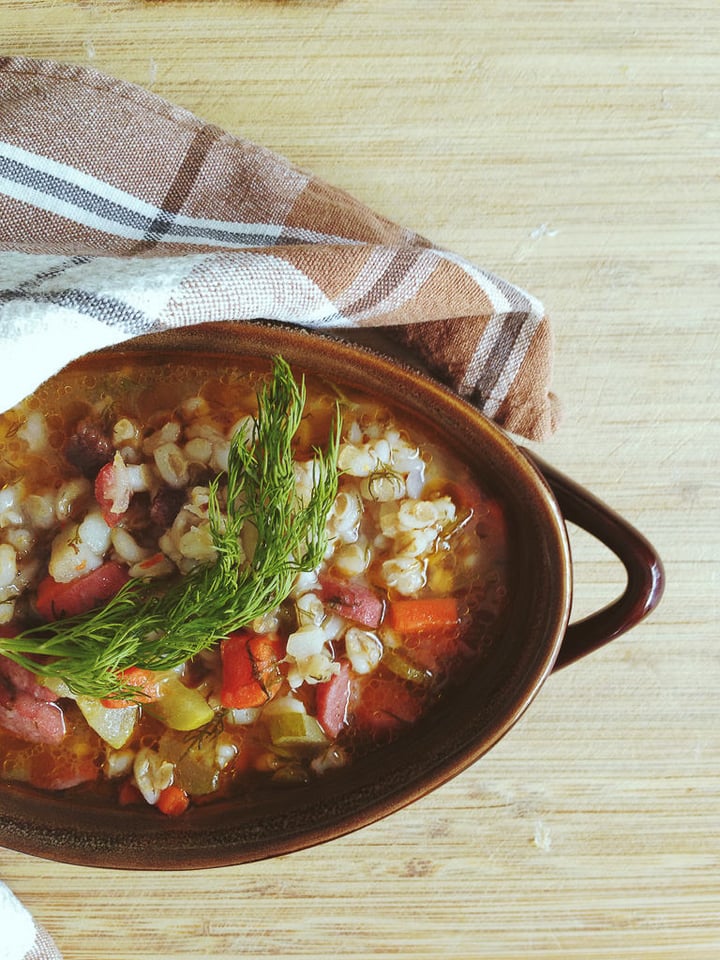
[1,1,719,958]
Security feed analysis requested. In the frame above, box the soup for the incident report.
[0,354,508,815]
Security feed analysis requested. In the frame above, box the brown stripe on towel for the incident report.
[134,123,226,252]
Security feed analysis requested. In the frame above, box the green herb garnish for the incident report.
[0,357,341,699]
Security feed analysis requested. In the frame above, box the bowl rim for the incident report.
[0,320,573,869]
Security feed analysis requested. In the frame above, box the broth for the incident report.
[0,354,508,814]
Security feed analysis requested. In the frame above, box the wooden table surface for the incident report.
[1,2,718,958]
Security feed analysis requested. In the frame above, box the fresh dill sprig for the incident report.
[180,712,226,757]
[0,357,341,700]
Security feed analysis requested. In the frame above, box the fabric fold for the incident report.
[0,881,62,960]
[0,55,559,436]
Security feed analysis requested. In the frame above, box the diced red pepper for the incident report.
[317,576,384,628]
[131,552,167,575]
[315,659,352,738]
[220,631,284,709]
[35,561,130,621]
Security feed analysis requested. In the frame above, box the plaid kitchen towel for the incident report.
[0,56,560,438]
[0,881,62,960]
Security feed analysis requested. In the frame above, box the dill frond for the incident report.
[0,357,341,700]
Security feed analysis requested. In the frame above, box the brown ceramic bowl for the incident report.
[0,321,664,869]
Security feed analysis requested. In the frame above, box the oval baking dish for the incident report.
[0,321,664,869]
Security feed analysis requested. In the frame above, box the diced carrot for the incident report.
[315,659,352,738]
[100,667,163,709]
[35,561,130,621]
[317,576,384,627]
[353,678,425,736]
[220,631,284,709]
[386,598,460,634]
[157,784,190,817]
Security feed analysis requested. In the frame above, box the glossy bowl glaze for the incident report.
[0,321,664,869]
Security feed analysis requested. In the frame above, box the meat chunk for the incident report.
[35,561,130,622]
[65,419,114,477]
[0,654,58,701]
[317,575,384,628]
[0,694,66,745]
[0,654,66,744]
[150,486,186,528]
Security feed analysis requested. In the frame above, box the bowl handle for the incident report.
[522,451,665,670]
